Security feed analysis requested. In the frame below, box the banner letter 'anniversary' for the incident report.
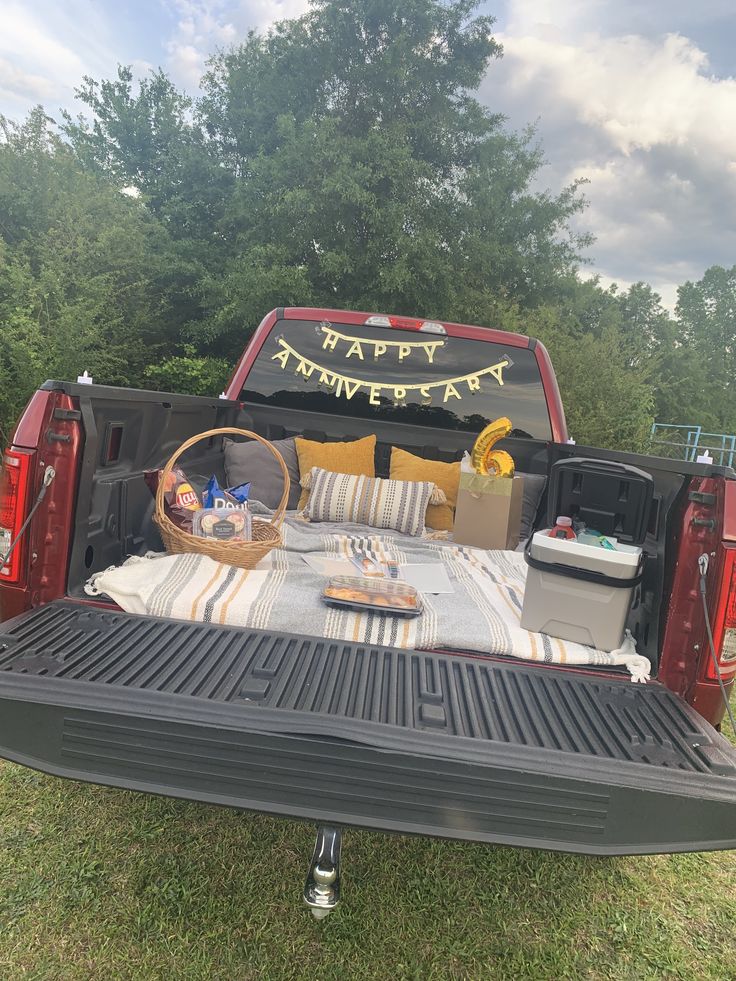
[271,339,509,405]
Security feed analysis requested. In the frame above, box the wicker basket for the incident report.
[154,427,289,570]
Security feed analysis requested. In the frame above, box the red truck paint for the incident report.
[0,390,82,623]
[657,476,728,723]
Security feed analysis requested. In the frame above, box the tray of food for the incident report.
[322,576,422,617]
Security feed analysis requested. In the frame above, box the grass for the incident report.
[0,720,734,980]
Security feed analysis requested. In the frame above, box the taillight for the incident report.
[708,546,736,680]
[364,315,447,335]
[0,450,32,583]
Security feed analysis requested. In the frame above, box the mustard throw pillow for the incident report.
[389,446,460,530]
[295,434,376,508]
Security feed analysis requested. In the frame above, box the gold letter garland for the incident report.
[320,324,445,364]
[271,339,509,405]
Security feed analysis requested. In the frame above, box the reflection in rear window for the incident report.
[241,320,552,439]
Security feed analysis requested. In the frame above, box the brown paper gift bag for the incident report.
[453,473,524,550]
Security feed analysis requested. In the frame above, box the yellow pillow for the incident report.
[389,446,460,530]
[295,434,376,508]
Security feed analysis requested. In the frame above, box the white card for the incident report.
[301,555,355,577]
[400,564,454,594]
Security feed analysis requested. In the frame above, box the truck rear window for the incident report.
[240,319,552,439]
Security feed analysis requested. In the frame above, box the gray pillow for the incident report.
[224,436,301,511]
[519,472,547,542]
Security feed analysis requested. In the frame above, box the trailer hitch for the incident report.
[303,825,342,920]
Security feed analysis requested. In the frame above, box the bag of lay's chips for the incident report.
[144,466,201,532]
[203,476,251,510]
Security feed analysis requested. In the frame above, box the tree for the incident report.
[62,68,233,252]
[144,345,229,396]
[495,286,657,452]
[0,109,197,436]
[10,1,722,457]
[537,318,655,452]
[675,265,736,433]
[617,282,676,369]
[64,0,590,362]
[198,0,589,347]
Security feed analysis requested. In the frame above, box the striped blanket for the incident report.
[85,510,650,681]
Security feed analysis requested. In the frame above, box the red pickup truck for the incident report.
[1,307,735,913]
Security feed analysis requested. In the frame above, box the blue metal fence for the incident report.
[649,424,736,467]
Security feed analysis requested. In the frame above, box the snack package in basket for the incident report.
[192,507,253,542]
[203,475,251,510]
[144,466,201,533]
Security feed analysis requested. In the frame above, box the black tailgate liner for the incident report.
[0,601,735,854]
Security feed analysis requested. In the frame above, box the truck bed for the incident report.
[0,601,735,854]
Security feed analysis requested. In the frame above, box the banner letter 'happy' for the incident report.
[320,324,445,365]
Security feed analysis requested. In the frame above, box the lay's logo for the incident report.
[175,484,200,510]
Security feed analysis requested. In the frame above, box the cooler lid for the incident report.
[546,457,654,545]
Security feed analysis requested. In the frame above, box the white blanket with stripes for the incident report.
[86,511,651,681]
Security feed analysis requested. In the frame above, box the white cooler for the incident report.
[520,532,644,652]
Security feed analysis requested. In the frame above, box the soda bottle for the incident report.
[549,516,576,540]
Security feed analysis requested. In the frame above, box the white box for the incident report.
[520,531,642,652]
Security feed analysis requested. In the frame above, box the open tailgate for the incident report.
[0,600,735,855]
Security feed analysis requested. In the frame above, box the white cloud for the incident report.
[483,1,736,304]
[163,0,308,91]
[166,42,208,90]
[0,1,130,121]
[239,0,310,28]
[500,31,736,158]
[0,4,87,80]
[0,57,55,103]
[164,1,238,88]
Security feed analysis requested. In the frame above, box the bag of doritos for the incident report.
[203,475,251,510]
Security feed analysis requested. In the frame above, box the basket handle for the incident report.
[154,427,290,534]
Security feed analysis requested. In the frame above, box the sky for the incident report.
[1,0,734,311]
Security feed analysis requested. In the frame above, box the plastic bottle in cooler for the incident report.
[549,516,576,540]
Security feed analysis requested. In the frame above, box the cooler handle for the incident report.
[523,538,647,589]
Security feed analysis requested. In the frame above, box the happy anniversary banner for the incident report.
[271,337,509,405]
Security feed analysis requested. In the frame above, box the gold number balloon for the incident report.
[471,417,515,477]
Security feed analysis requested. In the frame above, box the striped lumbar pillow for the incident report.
[303,467,444,537]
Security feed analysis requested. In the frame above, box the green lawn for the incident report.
[0,722,734,980]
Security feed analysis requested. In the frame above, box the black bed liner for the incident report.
[0,601,735,855]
